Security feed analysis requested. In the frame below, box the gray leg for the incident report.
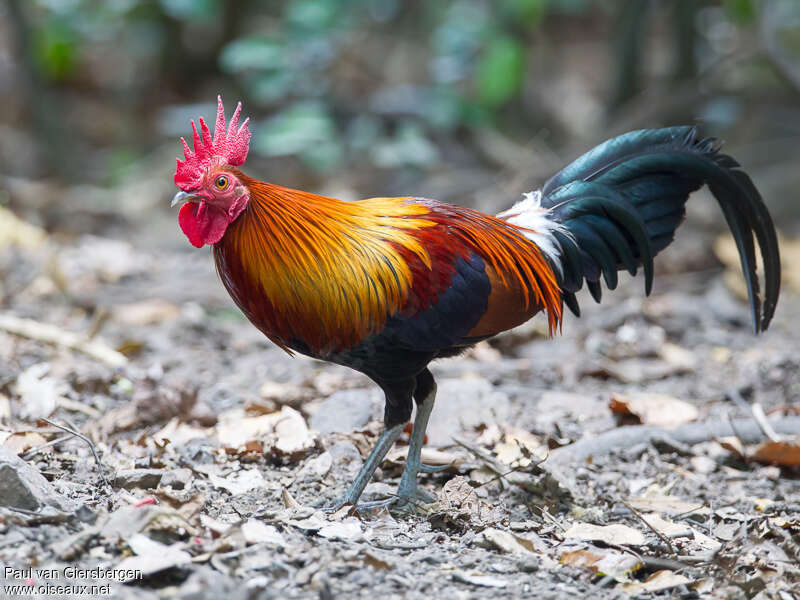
[395,380,437,505]
[327,423,403,510]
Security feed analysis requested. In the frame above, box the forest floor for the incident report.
[0,197,798,600]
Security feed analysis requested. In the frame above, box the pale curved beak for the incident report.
[171,190,201,208]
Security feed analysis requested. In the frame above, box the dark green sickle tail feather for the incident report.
[543,127,780,333]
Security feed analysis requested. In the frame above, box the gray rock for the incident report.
[425,378,510,447]
[113,468,164,490]
[160,467,193,490]
[176,566,246,600]
[295,451,333,482]
[308,389,382,433]
[0,447,75,512]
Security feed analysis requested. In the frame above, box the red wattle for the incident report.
[179,201,229,247]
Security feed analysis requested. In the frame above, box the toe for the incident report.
[419,462,450,473]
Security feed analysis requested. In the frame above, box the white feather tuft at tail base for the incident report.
[497,190,569,269]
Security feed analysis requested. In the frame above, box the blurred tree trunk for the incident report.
[608,0,650,116]
[7,0,69,177]
[159,0,247,95]
[672,0,697,82]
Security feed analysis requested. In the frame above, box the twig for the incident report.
[639,556,691,572]
[0,313,127,367]
[451,437,499,466]
[725,412,749,461]
[40,418,110,489]
[548,417,800,465]
[726,388,752,413]
[22,434,73,459]
[57,398,101,418]
[371,539,428,551]
[727,389,781,442]
[751,403,782,442]
[534,506,566,533]
[475,452,548,490]
[592,574,616,590]
[621,499,676,556]
[451,437,508,484]
[672,504,710,521]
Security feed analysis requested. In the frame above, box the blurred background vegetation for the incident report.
[1,0,800,235]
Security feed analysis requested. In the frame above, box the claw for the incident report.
[418,462,450,473]
[322,496,397,514]
[323,487,434,515]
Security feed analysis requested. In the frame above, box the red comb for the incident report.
[174,96,251,189]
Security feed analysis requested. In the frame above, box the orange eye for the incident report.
[214,175,229,190]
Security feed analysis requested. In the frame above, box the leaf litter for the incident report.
[0,208,798,598]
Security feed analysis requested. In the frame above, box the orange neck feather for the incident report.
[214,176,437,353]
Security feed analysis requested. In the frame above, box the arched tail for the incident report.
[502,127,780,333]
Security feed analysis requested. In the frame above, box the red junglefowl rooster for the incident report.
[172,97,780,510]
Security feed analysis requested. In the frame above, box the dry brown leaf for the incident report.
[690,579,714,594]
[769,517,800,529]
[92,378,199,437]
[209,469,265,495]
[692,529,722,552]
[385,446,459,468]
[434,476,503,528]
[622,570,692,594]
[14,363,65,419]
[362,550,394,571]
[717,436,746,460]
[153,419,212,447]
[493,440,525,465]
[155,490,205,520]
[753,498,774,512]
[640,513,693,538]
[216,412,283,447]
[752,439,800,467]
[559,546,641,579]
[609,392,699,427]
[216,406,315,457]
[502,424,547,452]
[281,488,302,509]
[199,513,232,537]
[627,495,709,517]
[318,518,364,541]
[450,570,508,588]
[439,476,481,513]
[563,522,646,546]
[273,407,316,456]
[241,519,285,546]
[475,528,539,555]
[2,431,48,455]
[115,534,191,578]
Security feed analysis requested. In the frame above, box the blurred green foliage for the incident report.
[10,0,800,181]
[20,0,571,174]
[723,0,756,24]
[214,0,556,171]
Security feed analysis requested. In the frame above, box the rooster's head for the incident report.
[172,96,251,248]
